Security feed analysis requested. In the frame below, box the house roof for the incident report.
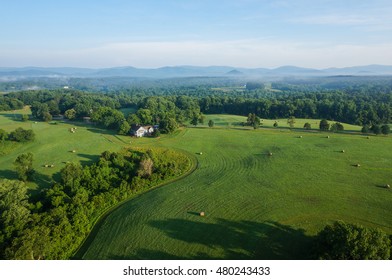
[131,124,154,131]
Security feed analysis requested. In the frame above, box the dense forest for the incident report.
[1,76,392,129]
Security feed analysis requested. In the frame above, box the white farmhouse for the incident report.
[131,125,155,137]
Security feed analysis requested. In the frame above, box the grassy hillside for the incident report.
[79,125,392,260]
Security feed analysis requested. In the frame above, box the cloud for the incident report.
[291,14,374,26]
[2,39,392,68]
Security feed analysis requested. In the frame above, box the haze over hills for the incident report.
[1,65,392,79]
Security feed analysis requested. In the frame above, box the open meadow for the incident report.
[1,110,392,259]
[77,119,392,259]
[0,108,129,192]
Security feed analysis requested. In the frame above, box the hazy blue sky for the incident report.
[1,0,392,68]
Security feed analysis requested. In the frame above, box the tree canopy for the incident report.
[314,221,391,260]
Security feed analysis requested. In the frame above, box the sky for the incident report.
[1,0,392,68]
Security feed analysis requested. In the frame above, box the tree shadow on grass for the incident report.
[76,153,101,166]
[0,113,25,122]
[187,211,201,216]
[128,218,314,260]
[0,169,18,180]
[86,127,117,136]
[375,184,390,190]
[0,169,53,198]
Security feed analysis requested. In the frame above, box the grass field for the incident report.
[0,108,130,191]
[2,109,391,259]
[78,123,392,260]
[199,114,362,132]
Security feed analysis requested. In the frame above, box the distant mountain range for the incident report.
[1,65,392,78]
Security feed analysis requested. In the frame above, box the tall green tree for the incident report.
[13,153,34,181]
[31,102,52,121]
[118,120,131,135]
[361,125,370,134]
[208,119,214,128]
[330,122,344,132]
[0,129,7,142]
[371,124,381,135]
[303,122,311,130]
[381,124,390,135]
[319,119,330,131]
[314,221,391,260]
[287,116,296,129]
[21,114,29,122]
[198,113,205,125]
[0,179,31,259]
[64,108,76,120]
[246,113,260,127]
[60,162,83,193]
[159,118,178,134]
[190,114,199,126]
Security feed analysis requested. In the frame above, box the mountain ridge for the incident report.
[1,65,392,78]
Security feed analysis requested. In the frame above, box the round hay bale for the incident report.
[72,150,76,153]
[34,122,37,124]
[341,150,345,153]
[386,184,391,189]
[44,164,48,168]
[367,136,370,139]
[199,152,203,155]
[299,136,303,138]
[327,136,330,138]
[199,212,205,217]
[355,163,361,167]
[268,152,273,156]
[50,164,54,168]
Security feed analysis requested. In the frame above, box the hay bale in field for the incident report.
[299,136,303,138]
[386,184,391,189]
[367,136,370,139]
[199,152,203,155]
[44,164,48,168]
[199,212,205,217]
[327,136,330,138]
[72,150,76,153]
[50,164,54,168]
[268,152,273,156]
[341,150,345,153]
[72,131,75,133]
[354,163,361,167]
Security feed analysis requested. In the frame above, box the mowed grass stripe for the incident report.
[80,127,392,260]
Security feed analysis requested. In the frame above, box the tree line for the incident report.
[0,148,191,259]
[2,82,392,134]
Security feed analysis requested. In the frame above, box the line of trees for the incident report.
[0,148,191,259]
[0,127,35,143]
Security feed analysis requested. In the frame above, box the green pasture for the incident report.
[79,124,392,260]
[0,108,130,191]
[1,109,391,259]
[199,114,362,132]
